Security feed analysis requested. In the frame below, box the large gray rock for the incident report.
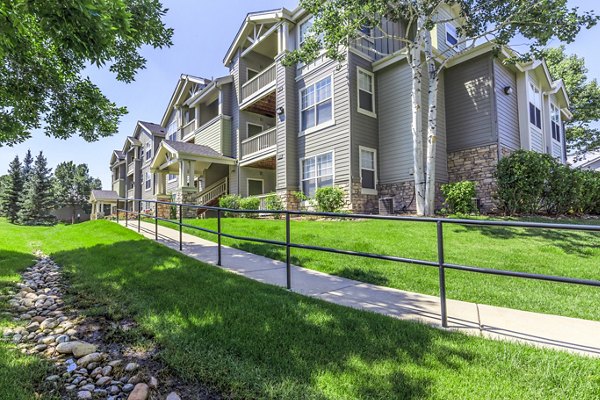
[127,383,149,400]
[72,342,97,358]
[76,391,92,400]
[166,392,182,400]
[77,352,103,367]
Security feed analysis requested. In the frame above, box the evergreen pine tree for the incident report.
[18,152,55,225]
[22,149,34,184]
[0,156,23,223]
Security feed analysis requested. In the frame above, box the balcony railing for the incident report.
[127,189,134,199]
[241,127,277,159]
[127,162,135,175]
[241,62,276,102]
[181,120,196,139]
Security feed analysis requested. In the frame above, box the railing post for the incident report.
[154,202,158,241]
[286,211,291,290]
[137,200,141,233]
[116,199,119,223]
[437,220,448,328]
[217,209,222,266]
[179,204,183,251]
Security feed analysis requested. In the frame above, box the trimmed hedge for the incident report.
[441,181,477,215]
[495,150,600,216]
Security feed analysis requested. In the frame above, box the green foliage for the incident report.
[495,150,600,216]
[219,194,241,217]
[264,193,284,219]
[239,196,260,218]
[0,0,173,145]
[441,181,477,215]
[542,46,600,154]
[53,161,102,222]
[0,156,23,223]
[21,150,33,184]
[314,186,345,213]
[17,152,55,225]
[576,170,600,215]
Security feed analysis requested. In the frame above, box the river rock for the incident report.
[127,383,149,400]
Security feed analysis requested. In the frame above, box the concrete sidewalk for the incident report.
[118,220,600,357]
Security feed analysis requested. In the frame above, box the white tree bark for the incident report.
[423,29,438,216]
[409,19,426,216]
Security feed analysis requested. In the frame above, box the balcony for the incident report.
[127,189,134,199]
[241,127,276,160]
[194,115,232,156]
[181,120,196,140]
[241,62,276,103]
[127,162,135,175]
[112,179,125,197]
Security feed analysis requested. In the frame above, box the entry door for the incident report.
[248,179,264,196]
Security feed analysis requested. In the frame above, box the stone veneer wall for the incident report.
[276,190,300,211]
[447,144,499,212]
[350,177,379,214]
[377,181,445,214]
[172,191,197,218]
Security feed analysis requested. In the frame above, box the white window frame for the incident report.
[145,142,152,162]
[298,16,314,47]
[144,172,152,191]
[166,116,178,142]
[299,151,335,197]
[246,122,263,138]
[528,79,542,131]
[550,102,562,143]
[445,22,458,47]
[359,146,378,195]
[168,173,177,182]
[299,75,335,136]
[246,178,265,196]
[357,67,376,118]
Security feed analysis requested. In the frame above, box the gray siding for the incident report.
[296,59,351,192]
[239,167,276,197]
[220,83,233,116]
[494,60,520,150]
[377,60,447,183]
[275,59,299,190]
[350,18,406,60]
[195,116,232,156]
[349,52,378,179]
[445,55,495,152]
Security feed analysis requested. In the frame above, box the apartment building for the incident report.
[109,3,570,215]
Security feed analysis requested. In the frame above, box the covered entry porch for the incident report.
[150,141,236,215]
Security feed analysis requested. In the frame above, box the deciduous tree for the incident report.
[0,0,173,146]
[54,161,102,223]
[542,46,600,155]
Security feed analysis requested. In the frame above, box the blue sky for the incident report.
[0,0,598,188]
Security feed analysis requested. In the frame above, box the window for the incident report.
[528,80,542,129]
[300,76,333,133]
[359,25,372,37]
[299,17,314,46]
[184,107,195,125]
[360,147,377,193]
[247,123,263,137]
[145,143,152,161]
[168,174,177,182]
[301,152,333,197]
[167,119,177,141]
[247,179,264,196]
[145,172,152,191]
[357,68,376,116]
[445,23,458,46]
[551,103,561,142]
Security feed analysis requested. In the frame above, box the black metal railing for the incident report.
[115,198,600,328]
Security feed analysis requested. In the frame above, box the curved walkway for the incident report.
[118,220,600,357]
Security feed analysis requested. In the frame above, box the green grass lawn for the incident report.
[153,216,600,321]
[1,218,600,399]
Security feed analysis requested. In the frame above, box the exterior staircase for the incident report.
[190,177,228,217]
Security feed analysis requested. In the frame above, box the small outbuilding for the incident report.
[89,190,121,220]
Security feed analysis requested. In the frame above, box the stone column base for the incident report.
[173,190,198,219]
[276,190,300,211]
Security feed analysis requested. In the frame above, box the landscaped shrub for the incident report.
[264,193,284,219]
[314,186,345,213]
[239,196,260,218]
[219,194,241,217]
[441,181,477,215]
[495,150,554,215]
[544,162,580,215]
[576,170,600,215]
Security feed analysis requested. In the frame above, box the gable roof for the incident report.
[110,150,125,165]
[160,74,211,127]
[223,8,293,66]
[139,121,166,136]
[185,75,233,107]
[90,190,120,202]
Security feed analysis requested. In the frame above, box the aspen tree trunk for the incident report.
[423,29,439,216]
[410,19,426,216]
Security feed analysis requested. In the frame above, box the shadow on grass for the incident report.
[50,239,476,399]
[451,224,600,258]
[0,249,38,291]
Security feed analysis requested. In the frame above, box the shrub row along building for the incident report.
[104,3,570,218]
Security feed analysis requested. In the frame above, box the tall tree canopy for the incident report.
[542,46,600,155]
[54,161,102,223]
[285,0,598,215]
[0,156,22,222]
[0,0,173,146]
[18,152,54,225]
